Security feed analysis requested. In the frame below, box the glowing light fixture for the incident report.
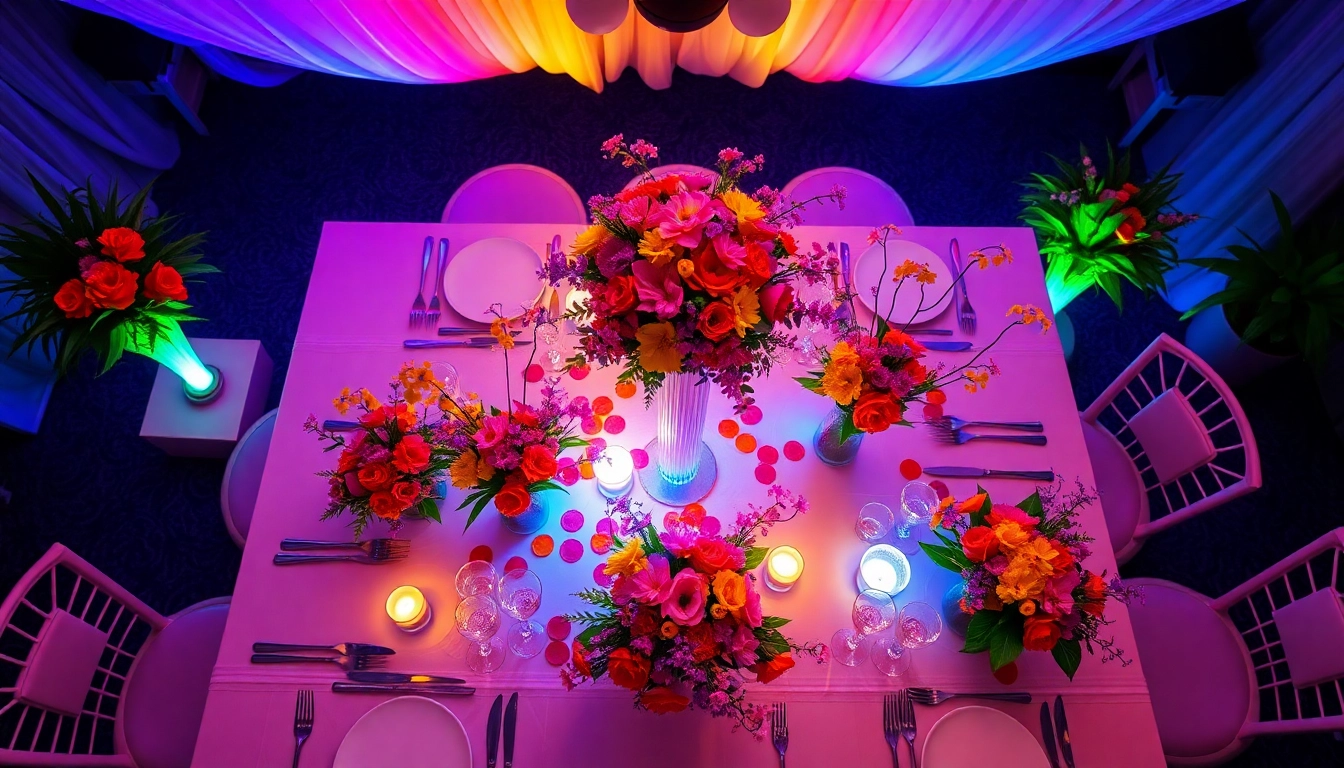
[123,319,221,404]
[568,0,789,37]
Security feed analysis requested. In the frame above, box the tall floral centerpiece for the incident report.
[562,487,826,734]
[0,174,220,400]
[919,482,1140,679]
[796,225,1051,465]
[547,136,839,503]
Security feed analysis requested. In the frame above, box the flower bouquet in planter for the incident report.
[0,173,219,397]
[919,482,1140,679]
[562,487,826,735]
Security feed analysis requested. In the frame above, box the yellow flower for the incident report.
[676,258,695,279]
[359,388,380,410]
[1007,304,1052,333]
[603,539,648,577]
[332,387,354,415]
[711,570,748,614]
[993,245,1013,266]
[915,265,938,285]
[636,322,682,373]
[963,367,991,393]
[992,521,1032,553]
[728,285,761,337]
[995,555,1049,603]
[449,451,494,489]
[1019,600,1037,616]
[639,229,679,267]
[490,318,516,350]
[969,250,990,270]
[829,341,861,368]
[571,224,609,256]
[892,260,924,281]
[660,621,679,639]
[820,362,864,406]
[710,604,729,620]
[719,189,766,230]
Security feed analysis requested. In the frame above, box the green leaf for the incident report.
[1016,491,1044,521]
[761,616,791,629]
[417,498,441,523]
[1052,638,1082,680]
[919,541,970,573]
[961,609,998,654]
[744,546,768,570]
[989,617,1025,671]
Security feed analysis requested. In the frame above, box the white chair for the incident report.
[1081,334,1261,563]
[220,408,277,548]
[622,164,719,192]
[780,167,913,227]
[442,164,585,224]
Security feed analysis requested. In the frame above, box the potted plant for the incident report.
[1181,192,1344,385]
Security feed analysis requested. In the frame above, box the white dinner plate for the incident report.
[334,696,471,768]
[852,240,954,325]
[922,705,1050,768]
[444,237,544,323]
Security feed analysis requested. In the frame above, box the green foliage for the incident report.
[920,539,971,573]
[1016,490,1044,521]
[744,546,769,570]
[1180,192,1344,369]
[0,172,217,376]
[1052,638,1082,680]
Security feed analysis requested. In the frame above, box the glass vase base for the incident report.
[184,364,224,405]
[637,439,717,506]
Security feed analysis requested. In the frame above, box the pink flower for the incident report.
[601,134,624,157]
[628,555,672,604]
[742,575,764,628]
[727,621,760,666]
[343,472,368,497]
[660,570,708,626]
[474,413,510,450]
[1043,568,1081,617]
[648,190,715,248]
[659,527,698,557]
[718,147,744,165]
[619,196,653,229]
[711,233,747,269]
[631,260,685,320]
[678,173,715,192]
[77,255,100,277]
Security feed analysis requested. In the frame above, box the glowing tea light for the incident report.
[564,290,593,328]
[385,585,431,632]
[593,445,635,498]
[764,546,804,592]
[857,544,910,596]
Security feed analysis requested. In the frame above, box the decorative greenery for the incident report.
[0,173,216,375]
[1180,192,1344,369]
[1020,144,1198,313]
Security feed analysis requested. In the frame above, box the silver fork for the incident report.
[933,415,1043,433]
[928,421,1047,446]
[410,236,432,326]
[427,238,448,327]
[272,545,409,566]
[883,693,901,768]
[280,539,411,556]
[907,688,1033,705]
[252,653,387,671]
[292,689,313,768]
[951,238,976,335]
[770,702,788,767]
[898,689,918,768]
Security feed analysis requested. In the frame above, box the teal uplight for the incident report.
[123,319,221,403]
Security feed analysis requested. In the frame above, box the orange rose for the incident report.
[777,231,798,256]
[1022,615,1062,652]
[750,652,796,684]
[696,301,736,341]
[369,491,402,520]
[83,261,138,310]
[603,275,638,315]
[571,641,592,678]
[1082,573,1107,600]
[683,243,745,298]
[97,227,145,262]
[493,482,531,517]
[519,444,558,483]
[960,527,999,563]
[142,262,188,302]
[639,686,690,714]
[53,278,93,318]
[392,434,431,474]
[758,282,794,324]
[741,243,774,289]
[356,462,394,492]
[615,175,682,202]
[606,647,651,690]
[851,392,904,433]
[1115,207,1147,244]
[390,480,421,508]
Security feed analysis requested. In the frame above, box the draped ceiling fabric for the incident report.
[60,0,1242,92]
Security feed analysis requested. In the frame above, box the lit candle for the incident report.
[564,290,593,329]
[593,445,635,498]
[764,546,804,592]
[857,544,910,596]
[385,585,431,632]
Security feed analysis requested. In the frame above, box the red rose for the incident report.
[336,449,360,474]
[390,480,422,508]
[142,262,188,302]
[684,623,717,663]
[851,392,904,433]
[639,686,691,714]
[696,300,736,341]
[683,243,746,298]
[606,647,651,690]
[369,491,402,520]
[359,406,387,428]
[758,282,794,324]
[510,404,540,429]
[83,261,138,310]
[1082,573,1107,601]
[750,652,795,684]
[604,275,638,315]
[686,537,743,574]
[741,242,774,289]
[392,434,431,474]
[571,641,592,678]
[519,444,558,483]
[1022,615,1062,652]
[1115,207,1147,244]
[97,227,145,263]
[960,526,1000,563]
[777,231,798,256]
[631,608,658,637]
[615,175,682,202]
[1049,542,1075,572]
[356,462,394,492]
[493,482,531,517]
[53,278,93,318]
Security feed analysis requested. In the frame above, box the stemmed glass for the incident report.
[895,481,940,554]
[498,569,546,659]
[831,589,896,667]
[431,361,460,400]
[535,320,563,371]
[455,595,506,674]
[873,600,944,677]
[455,561,497,599]
[793,269,834,364]
[856,502,894,542]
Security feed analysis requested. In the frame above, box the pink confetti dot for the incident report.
[595,518,614,536]
[757,445,779,464]
[468,545,493,563]
[558,465,580,486]
[558,456,575,468]
[923,403,944,421]
[593,563,613,587]
[699,516,721,536]
[546,615,571,641]
[586,437,607,456]
[560,509,585,532]
[783,440,805,461]
[754,463,777,484]
[930,480,951,500]
[524,364,544,383]
[544,640,570,666]
[741,405,763,425]
[569,364,590,381]
[603,415,626,434]
[630,448,649,469]
[559,538,584,563]
[504,556,527,574]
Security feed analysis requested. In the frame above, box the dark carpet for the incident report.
[1,61,1340,766]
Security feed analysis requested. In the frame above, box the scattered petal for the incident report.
[581,415,604,435]
[630,448,649,469]
[754,463,777,484]
[559,538,584,563]
[569,364,590,381]
[699,516,721,536]
[590,533,613,555]
[593,563,614,587]
[603,415,626,434]
[468,545,493,563]
[757,445,779,465]
[592,396,614,416]
[783,440,805,461]
[530,535,554,557]
[614,381,637,399]
[717,419,740,438]
[900,459,922,481]
[561,509,585,532]
[558,465,580,486]
[546,615,572,641]
[922,403,944,421]
[595,517,614,536]
[504,556,527,574]
[741,405,763,425]
[929,480,951,500]
[734,433,757,453]
[544,640,571,666]
[524,364,544,383]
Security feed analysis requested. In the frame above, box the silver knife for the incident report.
[322,419,358,431]
[502,691,518,768]
[331,682,474,695]
[909,328,954,336]
[486,694,503,768]
[435,237,449,304]
[439,327,518,336]
[923,466,1055,482]
[253,642,394,655]
[403,339,533,349]
[1041,702,1061,768]
[921,340,973,352]
[1054,696,1075,768]
[834,242,853,323]
[347,671,466,685]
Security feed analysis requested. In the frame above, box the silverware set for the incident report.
[273,538,409,566]
[486,692,519,768]
[292,689,313,768]
[951,238,977,334]
[256,642,395,656]
[883,690,918,767]
[252,640,394,671]
[906,687,1032,705]
[927,419,1048,446]
[404,338,533,349]
[923,466,1055,482]
[409,237,449,327]
[1041,696,1075,768]
[770,702,788,767]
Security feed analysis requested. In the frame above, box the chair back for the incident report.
[442,164,585,224]
[0,544,167,766]
[1081,333,1260,538]
[780,167,913,227]
[622,164,719,192]
[220,408,278,547]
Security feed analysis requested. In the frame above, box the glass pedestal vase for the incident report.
[119,318,221,404]
[813,406,864,466]
[942,582,973,638]
[637,372,717,505]
[501,492,549,535]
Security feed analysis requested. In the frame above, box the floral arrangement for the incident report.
[920,482,1140,678]
[545,135,842,410]
[307,309,591,537]
[796,225,1051,440]
[562,487,826,734]
[0,173,216,374]
[1020,144,1198,313]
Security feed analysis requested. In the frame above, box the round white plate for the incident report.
[922,705,1050,768]
[444,237,544,323]
[334,696,471,768]
[852,240,954,325]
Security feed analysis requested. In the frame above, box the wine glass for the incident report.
[831,589,896,667]
[535,319,563,371]
[793,272,834,364]
[431,361,461,400]
[498,569,546,659]
[856,502,894,542]
[455,595,506,674]
[895,481,940,554]
[455,560,497,599]
[873,600,943,677]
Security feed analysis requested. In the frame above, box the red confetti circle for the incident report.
[546,615,571,641]
[524,364,544,383]
[929,480,951,500]
[900,459,922,481]
[754,463,777,484]
[741,405,764,425]
[699,516,722,536]
[757,445,780,464]
[592,396,614,416]
[544,640,570,666]
[922,403,944,421]
[569,364,590,380]
[783,440,805,461]
[468,545,493,563]
[504,556,527,574]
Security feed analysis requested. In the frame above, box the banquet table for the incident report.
[190,222,1166,767]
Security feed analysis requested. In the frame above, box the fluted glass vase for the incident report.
[119,318,220,403]
[638,372,717,505]
[813,405,864,466]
